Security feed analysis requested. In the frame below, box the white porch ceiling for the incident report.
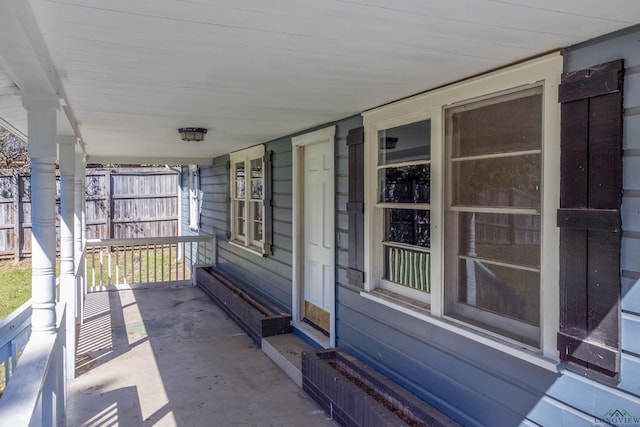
[1,0,639,164]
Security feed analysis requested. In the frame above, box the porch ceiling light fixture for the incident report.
[178,127,207,142]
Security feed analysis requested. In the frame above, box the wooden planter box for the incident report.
[302,349,460,427]
[196,266,292,345]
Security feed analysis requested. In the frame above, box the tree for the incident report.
[0,125,29,171]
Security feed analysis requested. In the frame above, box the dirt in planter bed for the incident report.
[328,360,427,427]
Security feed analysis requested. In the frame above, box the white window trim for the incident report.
[375,120,432,303]
[229,144,267,255]
[361,52,562,362]
[360,291,559,372]
[188,165,199,231]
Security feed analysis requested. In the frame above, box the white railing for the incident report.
[0,303,67,427]
[0,299,32,393]
[85,235,216,290]
[75,249,85,322]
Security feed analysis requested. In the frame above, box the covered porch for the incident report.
[1,1,640,426]
[69,286,332,426]
[0,229,333,426]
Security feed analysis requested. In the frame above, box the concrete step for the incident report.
[262,333,315,388]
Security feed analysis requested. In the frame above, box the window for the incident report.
[376,120,431,301]
[229,145,271,255]
[188,165,199,230]
[362,54,561,361]
[444,86,543,348]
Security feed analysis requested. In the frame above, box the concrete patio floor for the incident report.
[67,286,335,427]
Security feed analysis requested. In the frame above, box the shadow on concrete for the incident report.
[73,386,143,427]
[75,291,129,375]
[68,286,334,427]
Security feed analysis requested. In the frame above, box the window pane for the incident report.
[251,179,262,199]
[379,165,430,203]
[250,158,262,178]
[448,88,542,158]
[445,86,543,348]
[251,179,263,199]
[248,158,263,199]
[252,201,263,242]
[385,209,430,247]
[385,246,430,292]
[451,155,540,209]
[235,162,245,198]
[457,212,540,268]
[253,222,263,243]
[453,259,540,346]
[378,120,430,165]
[235,200,245,238]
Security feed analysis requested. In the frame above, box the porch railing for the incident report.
[0,303,67,427]
[0,299,32,394]
[85,234,216,290]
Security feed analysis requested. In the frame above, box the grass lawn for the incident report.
[0,248,188,394]
[0,259,33,396]
[0,259,33,321]
[0,245,188,320]
[85,245,188,288]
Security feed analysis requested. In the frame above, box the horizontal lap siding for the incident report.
[539,28,640,424]
[335,116,363,294]
[335,114,560,423]
[180,167,192,237]
[199,160,227,237]
[333,29,640,427]
[200,140,293,311]
[182,160,292,309]
[339,270,640,427]
[183,117,362,313]
[179,166,205,268]
[338,286,559,427]
[182,161,228,239]
[269,134,293,276]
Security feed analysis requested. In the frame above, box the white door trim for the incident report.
[291,125,336,348]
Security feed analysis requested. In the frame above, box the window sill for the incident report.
[370,288,431,312]
[228,240,266,257]
[360,289,560,373]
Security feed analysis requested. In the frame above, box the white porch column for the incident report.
[74,152,86,323]
[58,137,76,378]
[23,93,59,335]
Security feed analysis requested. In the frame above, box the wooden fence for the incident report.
[0,168,179,260]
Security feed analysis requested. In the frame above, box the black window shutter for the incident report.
[263,150,273,255]
[347,126,365,287]
[557,59,624,378]
[225,160,231,240]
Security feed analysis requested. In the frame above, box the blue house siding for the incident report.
[335,115,363,292]
[182,115,362,313]
[332,29,640,427]
[180,167,190,237]
[182,28,640,427]
[179,150,292,310]
[337,287,562,426]
[215,137,294,311]
[199,158,228,237]
[561,25,640,414]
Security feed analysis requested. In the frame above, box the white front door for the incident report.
[303,141,334,334]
